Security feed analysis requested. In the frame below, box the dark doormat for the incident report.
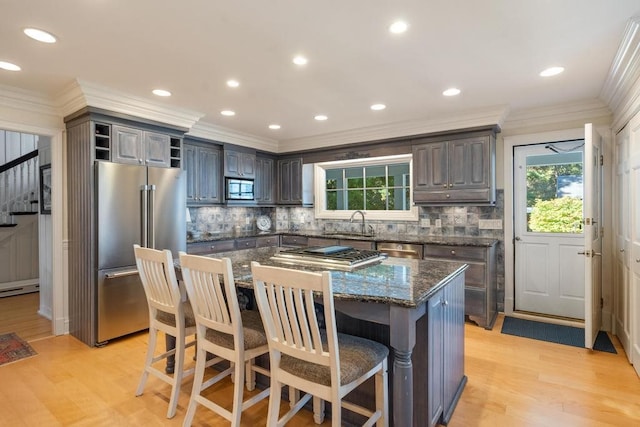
[0,332,38,366]
[501,317,617,354]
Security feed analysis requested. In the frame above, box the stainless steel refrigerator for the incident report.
[95,161,185,343]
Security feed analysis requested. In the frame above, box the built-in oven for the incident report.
[225,177,255,201]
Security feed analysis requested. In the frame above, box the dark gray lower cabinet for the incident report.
[424,243,497,329]
[428,270,466,427]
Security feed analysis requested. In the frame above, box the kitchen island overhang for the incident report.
[184,246,468,427]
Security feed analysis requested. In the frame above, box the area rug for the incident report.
[0,332,38,366]
[501,317,617,354]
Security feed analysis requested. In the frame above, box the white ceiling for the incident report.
[1,1,639,144]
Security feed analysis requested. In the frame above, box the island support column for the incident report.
[389,304,425,427]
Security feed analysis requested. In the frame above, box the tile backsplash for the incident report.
[187,190,505,310]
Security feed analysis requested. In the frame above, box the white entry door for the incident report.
[583,123,603,349]
[629,114,640,377]
[514,141,586,319]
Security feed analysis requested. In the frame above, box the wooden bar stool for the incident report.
[251,261,389,427]
[179,253,270,426]
[133,244,197,419]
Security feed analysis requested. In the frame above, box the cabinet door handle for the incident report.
[450,250,456,255]
[636,258,640,263]
[443,184,447,188]
[620,248,625,252]
[446,194,450,198]
[449,184,453,187]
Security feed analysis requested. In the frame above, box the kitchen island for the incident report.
[197,246,468,427]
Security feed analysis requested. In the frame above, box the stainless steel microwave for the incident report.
[225,177,255,200]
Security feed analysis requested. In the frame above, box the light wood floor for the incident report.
[1,308,639,426]
[0,292,52,341]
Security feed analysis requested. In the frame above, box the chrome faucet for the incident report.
[350,210,366,235]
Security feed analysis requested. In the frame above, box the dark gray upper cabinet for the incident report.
[255,155,275,205]
[413,131,496,205]
[277,157,303,204]
[223,146,256,178]
[184,141,222,205]
[111,124,174,168]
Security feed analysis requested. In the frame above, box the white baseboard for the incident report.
[0,279,39,297]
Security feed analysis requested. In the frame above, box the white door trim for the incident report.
[0,119,66,336]
[503,128,588,318]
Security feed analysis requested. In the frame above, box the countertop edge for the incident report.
[188,230,498,247]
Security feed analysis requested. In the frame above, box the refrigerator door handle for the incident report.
[148,184,156,249]
[105,269,139,279]
[141,185,149,247]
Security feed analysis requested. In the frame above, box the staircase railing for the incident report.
[0,149,39,224]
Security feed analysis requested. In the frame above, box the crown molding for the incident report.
[56,79,205,130]
[187,121,278,152]
[501,99,611,133]
[278,105,509,153]
[0,84,63,130]
[601,15,640,131]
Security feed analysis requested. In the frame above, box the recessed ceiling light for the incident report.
[293,55,308,66]
[370,104,386,111]
[443,88,461,97]
[227,79,240,88]
[268,124,281,130]
[221,110,236,116]
[23,28,57,43]
[539,66,564,77]
[314,115,328,121]
[152,89,171,97]
[389,21,408,34]
[0,61,21,71]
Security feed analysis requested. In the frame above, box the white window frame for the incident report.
[313,154,419,221]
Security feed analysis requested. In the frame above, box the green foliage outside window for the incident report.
[526,164,582,207]
[325,163,410,211]
[526,161,583,233]
[529,197,583,233]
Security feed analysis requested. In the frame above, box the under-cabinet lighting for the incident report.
[269,124,281,130]
[221,110,236,116]
[314,115,328,121]
[370,104,386,111]
[226,79,240,88]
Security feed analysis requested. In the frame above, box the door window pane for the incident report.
[526,150,583,233]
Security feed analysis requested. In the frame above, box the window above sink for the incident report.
[314,154,418,221]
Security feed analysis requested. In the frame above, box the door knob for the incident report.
[515,237,521,241]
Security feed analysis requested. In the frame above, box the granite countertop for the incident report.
[192,247,467,308]
[188,229,497,247]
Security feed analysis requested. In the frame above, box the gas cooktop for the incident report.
[271,245,387,270]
